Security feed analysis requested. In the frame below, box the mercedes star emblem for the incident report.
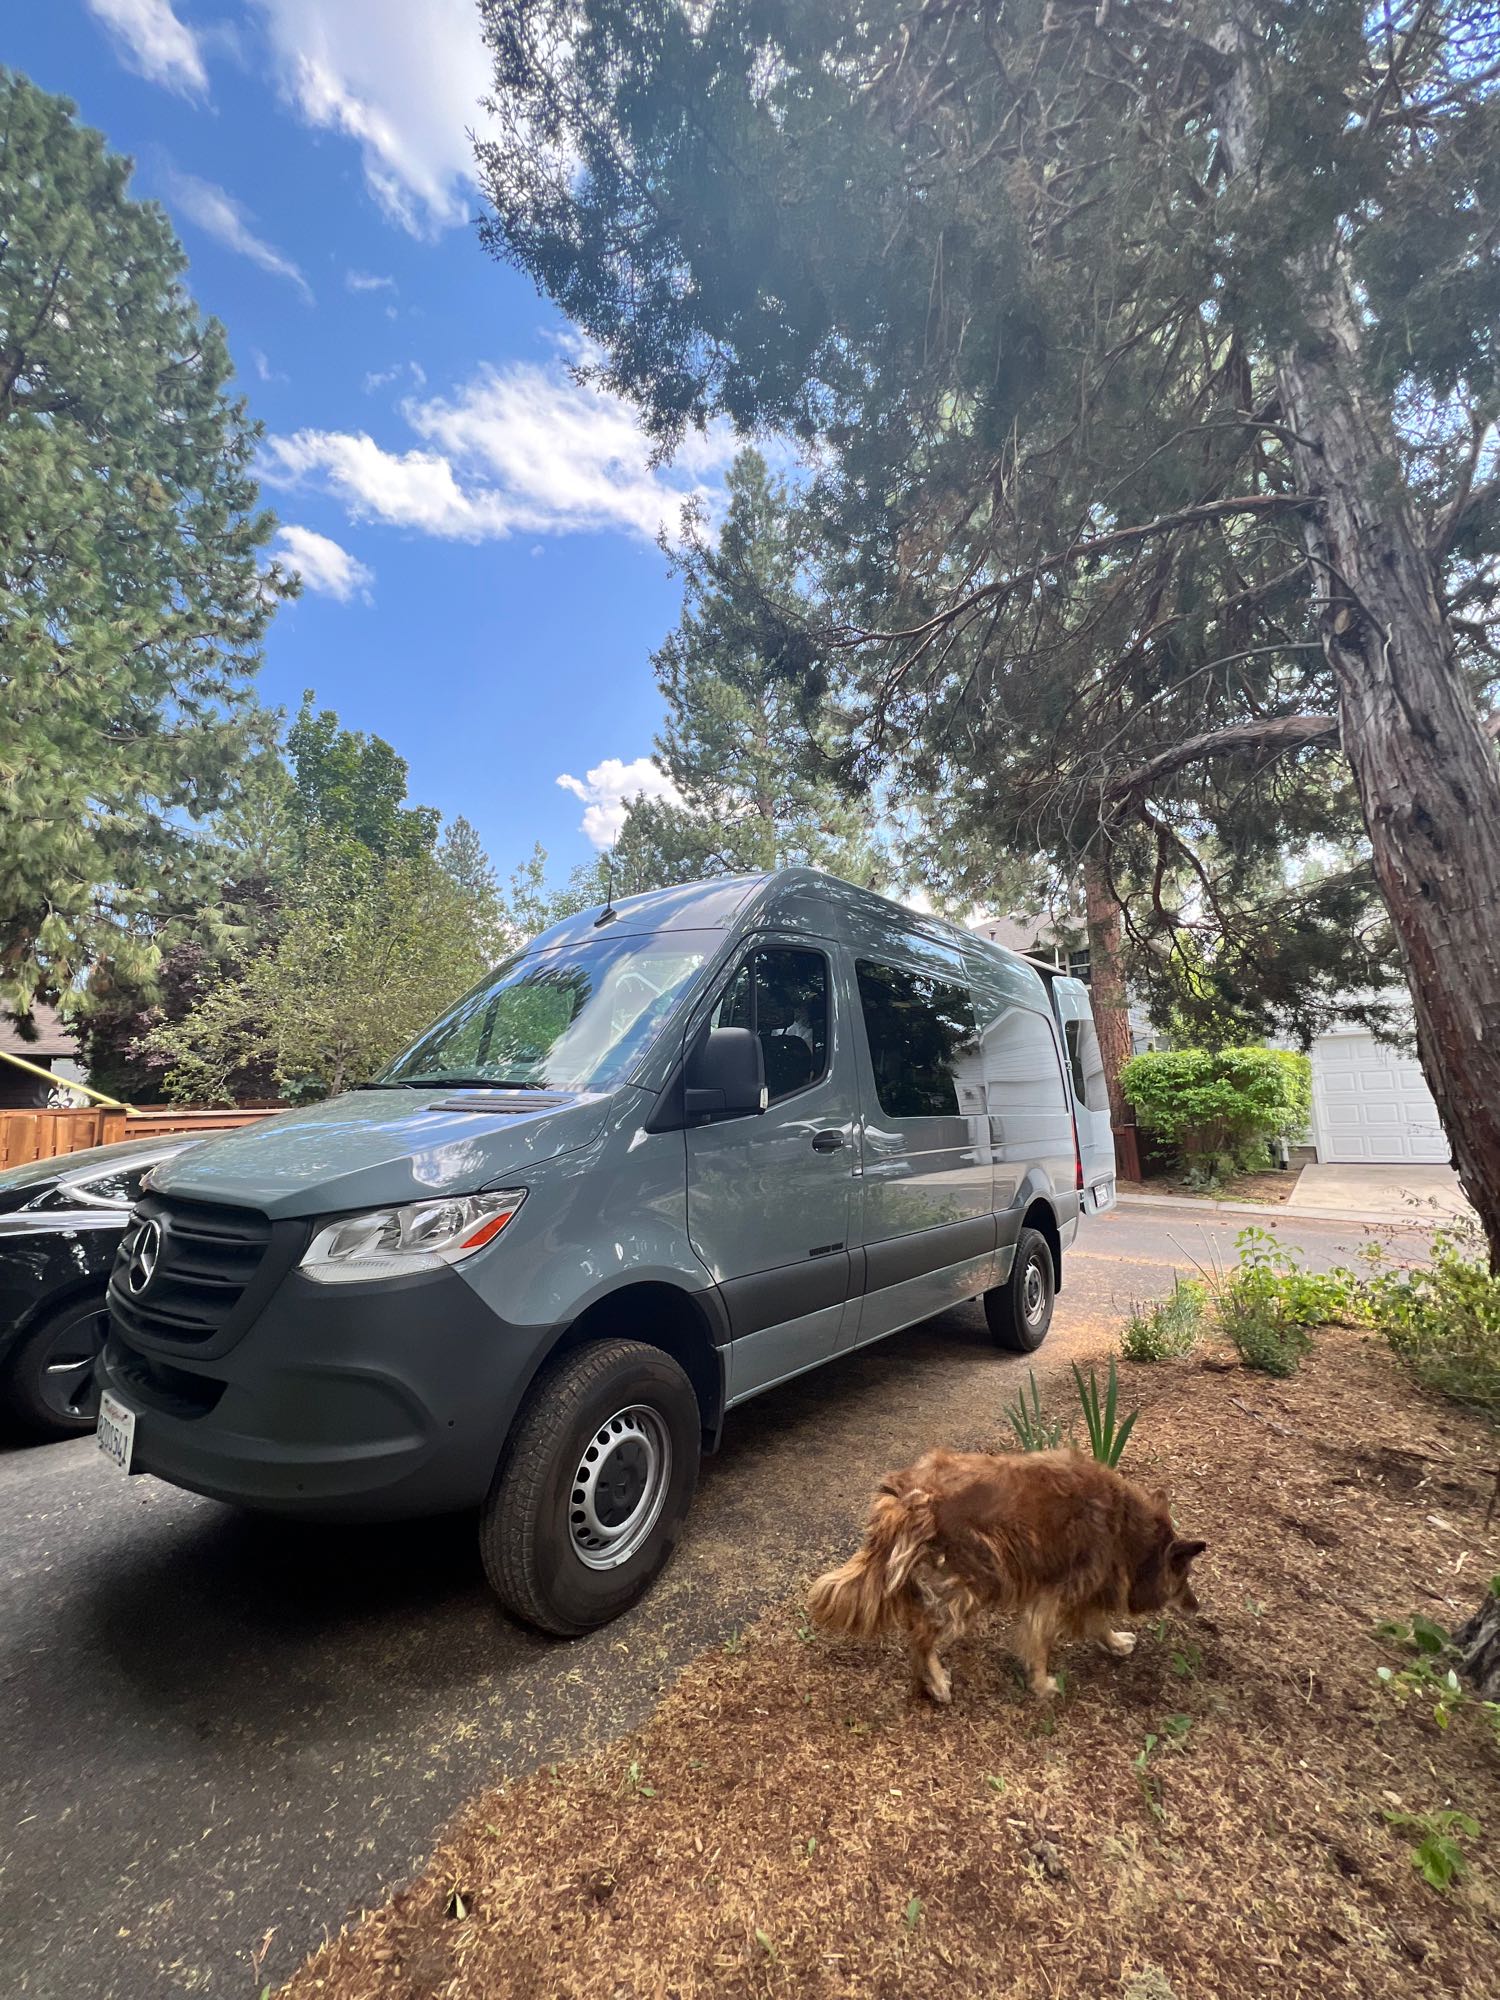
[126,1218,162,1296]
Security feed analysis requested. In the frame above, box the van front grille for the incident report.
[109,1193,272,1348]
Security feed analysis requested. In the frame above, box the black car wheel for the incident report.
[4,1296,110,1438]
[984,1226,1056,1353]
[480,1338,702,1636]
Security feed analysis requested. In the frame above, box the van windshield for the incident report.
[376,933,712,1093]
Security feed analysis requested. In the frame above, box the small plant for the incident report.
[1005,1370,1066,1451]
[903,1894,924,1929]
[1213,1226,1352,1375]
[1382,1807,1481,1891]
[1120,1279,1208,1362]
[1073,1357,1139,1466]
[1375,1604,1500,1747]
[1169,1641,1201,1679]
[1133,1732,1163,1820]
[1363,1225,1500,1419]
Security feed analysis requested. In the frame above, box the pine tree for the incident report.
[613,450,884,888]
[0,72,294,1013]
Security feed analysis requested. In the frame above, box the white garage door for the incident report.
[1311,1033,1450,1163]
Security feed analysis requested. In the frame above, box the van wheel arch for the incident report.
[1019,1198,1063,1297]
[536,1283,725,1451]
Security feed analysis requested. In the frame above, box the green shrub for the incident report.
[1213,1226,1355,1375]
[1120,1046,1311,1182]
[1121,1280,1208,1361]
[1363,1228,1500,1419]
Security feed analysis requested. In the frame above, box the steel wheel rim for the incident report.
[38,1306,109,1423]
[1022,1257,1047,1325]
[568,1405,672,1571]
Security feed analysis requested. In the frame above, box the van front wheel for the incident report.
[480,1339,702,1636]
[984,1227,1055,1353]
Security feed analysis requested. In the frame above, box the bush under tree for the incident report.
[1121,1047,1311,1184]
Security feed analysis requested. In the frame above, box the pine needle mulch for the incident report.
[283,1330,1498,2000]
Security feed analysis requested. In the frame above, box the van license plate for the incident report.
[96,1392,137,1475]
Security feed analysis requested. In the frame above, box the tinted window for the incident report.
[712,948,829,1103]
[855,961,978,1118]
[1065,1016,1108,1115]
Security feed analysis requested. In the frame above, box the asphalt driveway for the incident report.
[0,1205,1426,1999]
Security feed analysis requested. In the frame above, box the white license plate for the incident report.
[96,1391,137,1475]
[1091,1176,1116,1212]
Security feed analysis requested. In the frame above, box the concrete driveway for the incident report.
[0,1205,1433,2000]
[1288,1161,1474,1225]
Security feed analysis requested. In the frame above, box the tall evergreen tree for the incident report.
[477,0,1500,1261]
[616,449,882,887]
[0,72,293,1013]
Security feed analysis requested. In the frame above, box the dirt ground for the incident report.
[282,1329,1498,2000]
[1119,1167,1302,1204]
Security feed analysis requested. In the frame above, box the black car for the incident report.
[0,1137,196,1438]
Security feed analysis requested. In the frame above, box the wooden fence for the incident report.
[0,1106,280,1171]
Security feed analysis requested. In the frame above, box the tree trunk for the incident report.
[1083,851,1132,1127]
[1453,1591,1500,1703]
[1217,18,1500,1269]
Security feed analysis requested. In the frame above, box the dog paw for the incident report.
[1031,1673,1059,1700]
[1101,1630,1137,1658]
[925,1667,952,1705]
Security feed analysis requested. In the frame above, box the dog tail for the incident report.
[807,1479,936,1640]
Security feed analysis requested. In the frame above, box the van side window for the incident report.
[712,949,829,1103]
[1065,1016,1107,1114]
[855,961,978,1118]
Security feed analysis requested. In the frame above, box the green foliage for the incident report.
[285,695,440,863]
[1121,1049,1312,1183]
[0,71,293,1011]
[1121,1281,1208,1363]
[1072,1358,1138,1467]
[146,837,490,1102]
[1362,1229,1500,1421]
[1381,1808,1482,1893]
[1375,1609,1500,1749]
[1004,1371,1065,1453]
[614,451,885,890]
[1213,1227,1356,1376]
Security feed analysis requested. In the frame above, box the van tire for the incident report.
[984,1227,1055,1353]
[480,1338,701,1637]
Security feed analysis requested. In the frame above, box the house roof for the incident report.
[0,1000,79,1060]
[971,912,1060,961]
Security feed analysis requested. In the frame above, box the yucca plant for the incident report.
[1004,1370,1066,1452]
[1072,1357,1138,1467]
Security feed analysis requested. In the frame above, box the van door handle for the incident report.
[811,1130,844,1153]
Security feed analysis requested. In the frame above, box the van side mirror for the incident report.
[684,1026,767,1123]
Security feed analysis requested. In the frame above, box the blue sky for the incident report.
[4,1,728,878]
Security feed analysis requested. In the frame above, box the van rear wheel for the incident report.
[984,1227,1055,1353]
[480,1339,701,1636]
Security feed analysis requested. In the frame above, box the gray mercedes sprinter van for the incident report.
[96,869,1107,1634]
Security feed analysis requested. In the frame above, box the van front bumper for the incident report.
[97,1265,558,1523]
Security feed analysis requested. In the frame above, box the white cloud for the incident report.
[346,270,396,293]
[252,0,490,235]
[262,357,739,544]
[275,524,374,603]
[250,348,287,383]
[86,0,208,95]
[557,759,684,851]
[362,360,426,394]
[164,171,312,301]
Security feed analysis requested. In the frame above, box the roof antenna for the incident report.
[594,846,618,927]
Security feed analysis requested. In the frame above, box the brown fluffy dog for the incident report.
[808,1447,1206,1702]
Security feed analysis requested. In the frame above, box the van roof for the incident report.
[525,866,1032,974]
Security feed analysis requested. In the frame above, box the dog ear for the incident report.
[1169,1538,1207,1567]
[1151,1485,1170,1509]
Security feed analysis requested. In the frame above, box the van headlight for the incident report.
[300,1191,526,1284]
